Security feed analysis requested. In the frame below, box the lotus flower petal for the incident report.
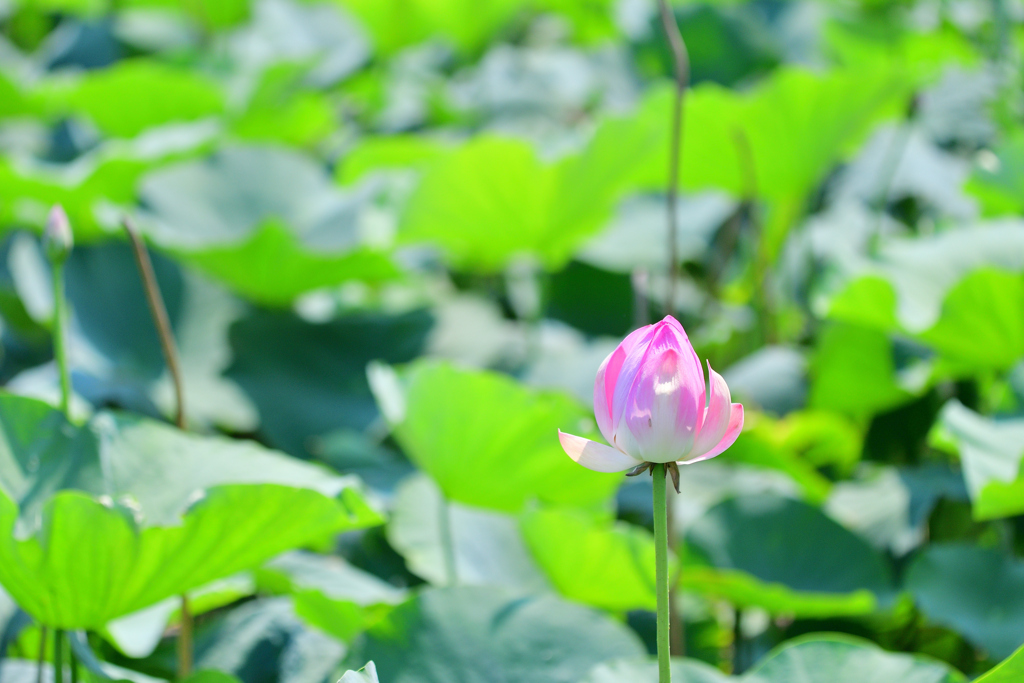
[594,324,652,444]
[689,362,732,458]
[680,403,744,465]
[564,315,743,472]
[614,320,704,462]
[558,430,642,473]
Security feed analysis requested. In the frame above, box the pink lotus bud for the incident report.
[43,204,73,264]
[558,315,744,472]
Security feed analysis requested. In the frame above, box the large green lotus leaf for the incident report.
[64,241,184,385]
[399,136,619,272]
[918,269,1024,374]
[194,597,344,683]
[0,390,361,526]
[230,66,335,148]
[743,634,965,683]
[336,0,524,55]
[520,507,665,612]
[122,0,250,30]
[344,586,645,683]
[138,146,330,246]
[827,226,1024,374]
[686,494,893,613]
[0,73,32,119]
[0,393,381,627]
[827,222,1024,335]
[386,473,548,591]
[680,566,875,618]
[258,552,406,607]
[932,400,1024,520]
[809,322,913,419]
[967,131,1024,216]
[966,127,1024,214]
[905,544,1024,660]
[589,66,905,257]
[89,410,366,526]
[717,415,833,504]
[104,574,256,658]
[336,136,451,185]
[257,551,407,644]
[390,361,621,512]
[976,643,1024,682]
[227,308,432,457]
[0,484,377,629]
[139,146,396,304]
[825,21,978,85]
[580,657,732,683]
[182,221,398,306]
[0,155,152,242]
[36,59,223,138]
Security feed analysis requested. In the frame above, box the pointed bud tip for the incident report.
[44,204,73,263]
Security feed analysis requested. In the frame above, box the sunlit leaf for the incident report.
[386,473,547,590]
[389,361,621,512]
[976,643,1024,683]
[933,400,1024,520]
[521,507,666,611]
[37,60,223,138]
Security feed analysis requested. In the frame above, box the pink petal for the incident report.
[689,362,732,458]
[680,403,744,464]
[626,349,697,462]
[594,325,651,443]
[612,320,702,432]
[558,430,641,473]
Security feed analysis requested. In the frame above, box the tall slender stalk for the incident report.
[51,264,71,418]
[122,217,192,677]
[438,494,458,586]
[36,626,47,683]
[658,0,690,660]
[69,639,78,683]
[123,218,186,431]
[653,464,671,683]
[658,0,690,315]
[53,631,64,683]
[178,596,193,679]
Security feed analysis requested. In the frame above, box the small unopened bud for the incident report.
[44,204,73,264]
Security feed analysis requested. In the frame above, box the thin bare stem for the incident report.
[122,217,186,431]
[51,265,72,419]
[123,216,192,678]
[659,0,690,317]
[178,596,194,679]
[658,0,690,661]
[36,626,47,683]
[438,494,458,586]
[53,630,63,683]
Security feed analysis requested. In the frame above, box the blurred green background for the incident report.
[1,0,1024,681]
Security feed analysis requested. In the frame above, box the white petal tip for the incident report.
[558,430,640,473]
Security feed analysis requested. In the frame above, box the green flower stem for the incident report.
[653,463,671,683]
[69,638,78,683]
[53,630,64,683]
[36,626,47,683]
[439,493,457,586]
[51,263,71,419]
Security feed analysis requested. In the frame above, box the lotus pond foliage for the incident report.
[0,0,1023,682]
